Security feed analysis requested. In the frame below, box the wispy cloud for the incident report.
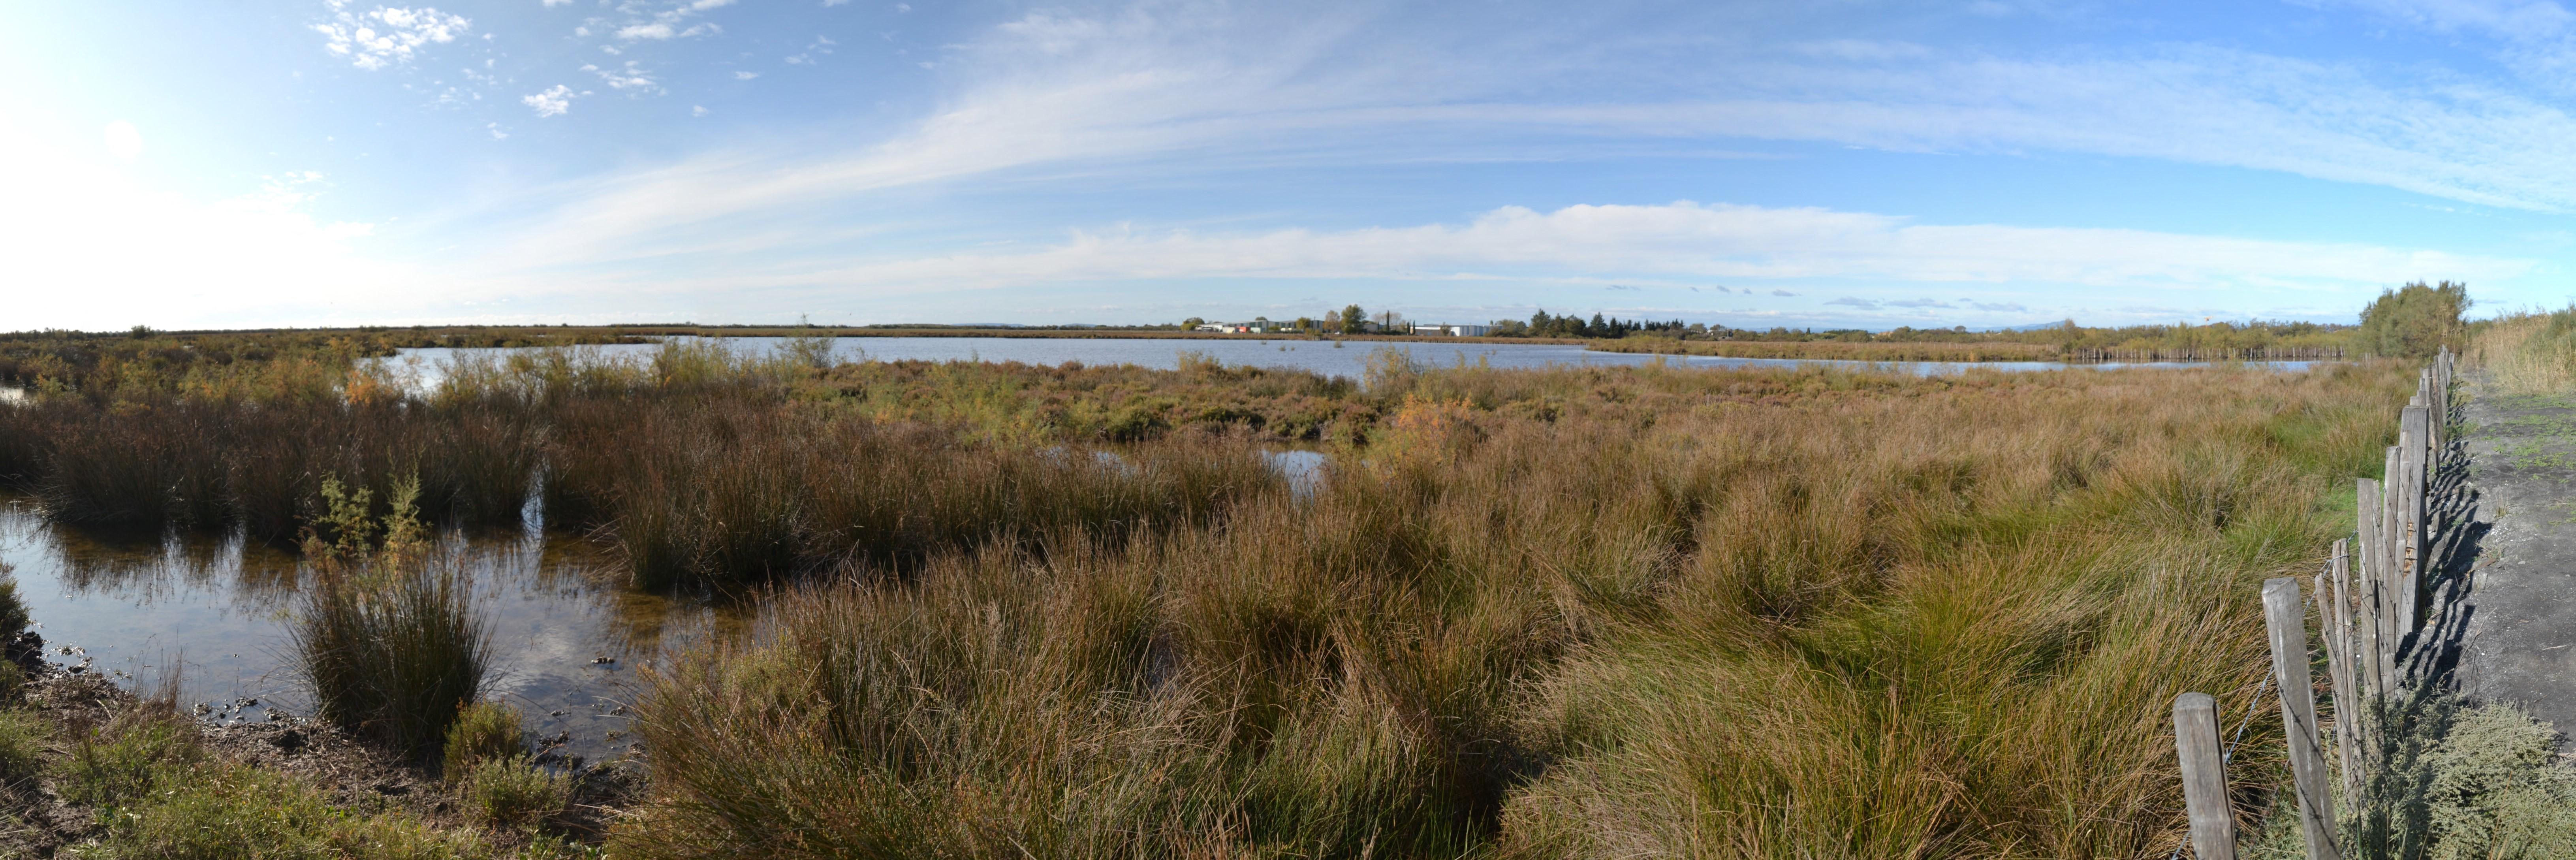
[583,60,660,91]
[449,0,2576,277]
[528,202,2532,313]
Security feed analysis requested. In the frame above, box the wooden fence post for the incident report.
[2382,445,2405,649]
[2175,691,2239,860]
[2390,406,2411,636]
[2358,477,2392,696]
[2267,578,2343,860]
[2323,539,2362,789]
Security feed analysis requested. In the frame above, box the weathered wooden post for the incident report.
[2399,406,2427,634]
[2382,445,2405,645]
[2357,478,2391,697]
[2323,539,2362,787]
[2267,578,2343,860]
[2174,691,2238,860]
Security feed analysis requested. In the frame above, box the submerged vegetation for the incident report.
[0,321,2483,855]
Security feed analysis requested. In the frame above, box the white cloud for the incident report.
[733,70,760,79]
[522,85,578,117]
[488,122,509,140]
[543,0,573,6]
[311,2,471,70]
[693,105,710,117]
[617,23,675,39]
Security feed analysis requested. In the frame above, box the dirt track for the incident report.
[2445,379,2576,736]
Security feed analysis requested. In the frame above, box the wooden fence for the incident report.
[2168,348,2455,860]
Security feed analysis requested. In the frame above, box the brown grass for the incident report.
[615,360,2406,859]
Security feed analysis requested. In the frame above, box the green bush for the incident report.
[442,700,525,780]
[2357,280,2470,359]
[461,756,570,829]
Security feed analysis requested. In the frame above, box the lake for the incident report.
[386,336,2318,386]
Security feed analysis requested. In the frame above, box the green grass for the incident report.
[460,756,571,830]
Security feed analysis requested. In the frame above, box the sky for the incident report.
[7,1,2576,331]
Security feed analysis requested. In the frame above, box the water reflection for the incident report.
[388,337,2323,390]
[0,498,742,764]
[1263,450,1329,500]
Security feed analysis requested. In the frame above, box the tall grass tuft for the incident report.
[291,477,493,759]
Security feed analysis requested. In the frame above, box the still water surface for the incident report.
[0,449,1330,764]
[389,336,2320,384]
[0,500,724,764]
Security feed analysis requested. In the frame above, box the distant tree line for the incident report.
[1484,311,1689,339]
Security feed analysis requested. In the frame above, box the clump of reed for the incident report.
[290,477,493,759]
[617,360,2412,858]
[2473,308,2576,395]
[544,399,1280,590]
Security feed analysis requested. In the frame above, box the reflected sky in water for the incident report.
[0,499,734,765]
[386,337,2319,390]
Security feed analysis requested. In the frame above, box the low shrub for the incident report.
[443,700,526,780]
[461,756,570,830]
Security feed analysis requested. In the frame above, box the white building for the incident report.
[1413,323,1492,337]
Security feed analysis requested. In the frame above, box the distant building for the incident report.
[1413,324,1491,337]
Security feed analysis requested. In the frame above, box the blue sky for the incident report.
[7,0,2576,330]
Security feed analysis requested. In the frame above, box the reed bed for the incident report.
[536,392,1281,589]
[2471,309,2576,395]
[1589,338,2062,362]
[616,360,2408,859]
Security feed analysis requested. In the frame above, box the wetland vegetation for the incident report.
[0,320,2445,857]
